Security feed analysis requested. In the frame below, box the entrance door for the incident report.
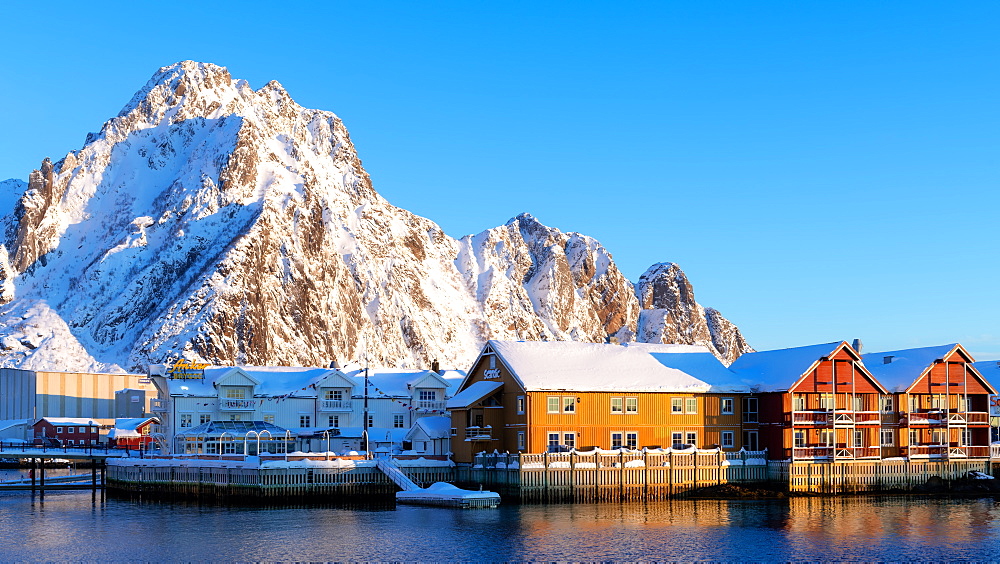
[743,430,759,451]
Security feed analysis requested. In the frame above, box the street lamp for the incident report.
[323,430,331,460]
[284,430,292,462]
[258,430,271,455]
[218,432,229,459]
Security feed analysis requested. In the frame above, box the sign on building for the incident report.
[166,359,210,380]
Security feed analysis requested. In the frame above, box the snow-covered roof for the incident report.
[162,365,460,399]
[447,380,504,408]
[175,420,289,437]
[647,351,747,392]
[113,417,157,431]
[973,360,1000,389]
[164,366,336,397]
[729,342,845,392]
[406,416,453,440]
[0,419,29,433]
[36,417,100,426]
[351,369,453,398]
[487,340,746,393]
[863,344,960,392]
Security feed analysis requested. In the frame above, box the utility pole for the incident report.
[363,363,370,459]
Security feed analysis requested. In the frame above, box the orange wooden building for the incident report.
[729,341,888,461]
[447,340,752,464]
[864,344,995,459]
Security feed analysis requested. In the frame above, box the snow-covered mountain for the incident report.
[0,61,753,373]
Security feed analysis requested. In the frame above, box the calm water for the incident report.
[0,490,998,561]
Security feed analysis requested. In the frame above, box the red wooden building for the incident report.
[729,341,888,461]
[864,344,995,459]
[32,417,101,446]
[107,417,159,449]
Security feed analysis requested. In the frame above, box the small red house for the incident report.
[32,417,101,446]
[107,417,159,449]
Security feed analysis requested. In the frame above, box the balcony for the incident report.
[792,446,832,459]
[319,399,352,411]
[219,399,256,411]
[907,411,945,426]
[853,411,882,425]
[465,426,493,440]
[149,398,167,412]
[792,411,831,425]
[908,445,948,458]
[416,400,447,411]
[948,412,989,426]
[833,446,881,459]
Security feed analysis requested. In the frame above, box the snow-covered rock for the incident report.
[0,61,753,372]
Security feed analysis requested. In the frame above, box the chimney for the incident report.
[883,356,894,365]
[431,359,440,373]
[329,359,341,369]
[852,339,863,353]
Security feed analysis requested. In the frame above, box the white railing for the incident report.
[319,399,352,411]
[417,400,447,410]
[465,426,492,440]
[219,399,256,411]
[149,398,167,412]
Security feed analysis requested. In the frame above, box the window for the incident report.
[721,398,734,415]
[264,414,275,424]
[961,429,972,446]
[229,413,244,421]
[820,429,834,447]
[671,398,683,413]
[367,415,374,428]
[393,414,405,428]
[489,355,496,370]
[909,429,919,446]
[742,397,758,423]
[909,395,919,412]
[563,397,576,413]
[68,427,75,434]
[671,432,683,447]
[964,396,973,412]
[685,432,697,447]
[56,427,63,433]
[67,440,74,445]
[516,395,525,414]
[563,432,575,449]
[721,431,734,448]
[547,432,560,449]
[685,398,697,414]
[794,430,805,448]
[419,390,436,401]
[225,388,246,399]
[547,397,560,413]
[328,415,339,427]
[611,432,623,449]
[625,432,638,449]
[819,394,834,410]
[881,396,894,413]
[625,398,638,414]
[930,395,945,410]
[743,431,759,451]
[792,395,806,411]
[931,429,946,444]
[881,429,894,447]
[853,396,864,411]
[300,415,311,428]
[141,426,150,436]
[517,431,526,450]
[179,414,192,428]
[200,414,211,425]
[325,390,343,401]
[611,397,623,413]
[853,430,863,448]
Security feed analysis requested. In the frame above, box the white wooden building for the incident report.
[148,362,463,454]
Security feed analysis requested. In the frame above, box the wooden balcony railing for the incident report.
[319,399,352,411]
[792,411,830,425]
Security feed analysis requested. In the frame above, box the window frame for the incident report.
[625,432,638,449]
[671,398,683,413]
[611,432,624,449]
[671,432,683,447]
[721,397,734,415]
[517,431,526,450]
[685,398,697,414]
[880,429,894,447]
[625,397,638,414]
[393,414,405,429]
[685,431,697,446]
[562,396,576,413]
[299,415,311,428]
[547,396,560,413]
[611,397,623,414]
[721,430,734,448]
[516,395,525,415]
[563,432,575,449]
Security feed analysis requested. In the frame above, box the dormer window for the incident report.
[419,390,436,401]
[224,388,246,400]
[324,390,343,401]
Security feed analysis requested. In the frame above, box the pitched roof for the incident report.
[728,342,845,392]
[406,416,453,440]
[487,340,749,393]
[36,417,100,426]
[447,380,504,408]
[863,344,961,392]
[972,360,1000,392]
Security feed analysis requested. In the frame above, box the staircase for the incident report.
[375,457,419,491]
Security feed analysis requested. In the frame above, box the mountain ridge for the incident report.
[0,61,753,372]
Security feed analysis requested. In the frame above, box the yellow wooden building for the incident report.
[447,340,752,464]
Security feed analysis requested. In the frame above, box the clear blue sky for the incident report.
[2,2,998,357]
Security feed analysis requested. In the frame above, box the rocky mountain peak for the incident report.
[0,61,753,372]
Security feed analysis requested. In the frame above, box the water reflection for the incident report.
[0,492,997,561]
